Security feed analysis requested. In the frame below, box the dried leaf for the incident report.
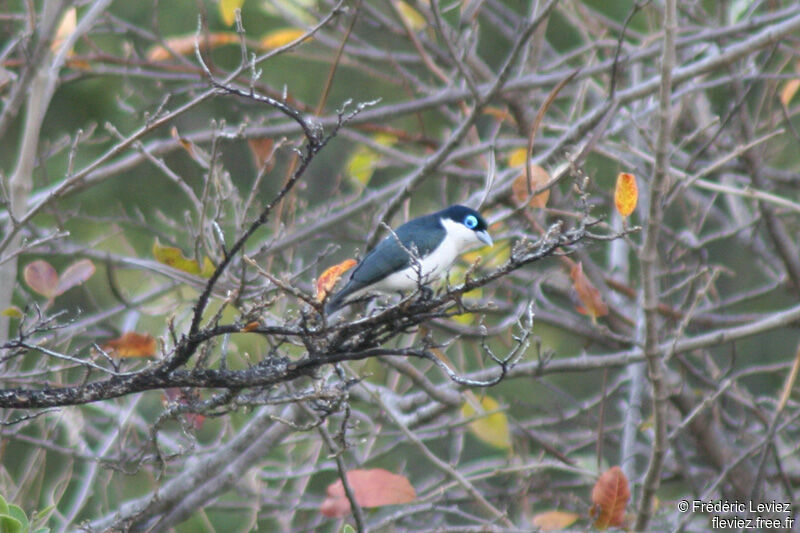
[171,126,210,167]
[23,260,59,300]
[55,259,95,296]
[320,468,416,518]
[103,332,157,358]
[461,395,512,451]
[511,163,551,208]
[147,33,239,61]
[247,138,276,170]
[219,0,245,26]
[316,259,357,302]
[614,172,638,218]
[590,466,630,530]
[260,28,308,50]
[51,7,77,52]
[532,510,581,531]
[570,262,609,321]
[779,59,800,106]
[781,78,800,106]
[482,106,512,123]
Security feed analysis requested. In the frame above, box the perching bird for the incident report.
[325,205,493,313]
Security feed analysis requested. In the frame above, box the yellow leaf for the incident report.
[219,0,245,26]
[463,238,509,268]
[346,145,379,187]
[396,1,427,30]
[532,510,581,531]
[461,395,512,451]
[200,256,216,278]
[1,306,23,319]
[152,239,202,275]
[51,7,77,52]
[147,33,239,62]
[507,147,528,168]
[345,134,397,187]
[260,28,308,50]
[614,172,638,218]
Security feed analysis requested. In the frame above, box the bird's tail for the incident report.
[324,292,346,315]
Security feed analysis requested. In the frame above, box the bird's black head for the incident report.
[439,204,489,232]
[438,204,493,247]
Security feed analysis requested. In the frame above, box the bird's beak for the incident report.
[476,230,493,247]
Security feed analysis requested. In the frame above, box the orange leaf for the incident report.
[482,106,512,123]
[103,332,157,358]
[781,79,800,106]
[316,259,357,302]
[532,510,581,531]
[614,172,638,218]
[147,32,239,62]
[23,260,59,300]
[320,468,416,518]
[570,262,608,321]
[242,321,260,332]
[247,138,276,170]
[590,466,630,530]
[511,163,551,208]
[780,61,800,106]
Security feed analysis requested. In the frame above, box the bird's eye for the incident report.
[464,215,478,229]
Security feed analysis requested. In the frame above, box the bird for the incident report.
[325,204,493,313]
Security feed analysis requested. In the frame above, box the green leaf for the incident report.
[7,505,28,531]
[0,514,24,533]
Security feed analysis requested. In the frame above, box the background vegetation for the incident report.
[2,0,800,531]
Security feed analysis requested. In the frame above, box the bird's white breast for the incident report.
[360,217,481,295]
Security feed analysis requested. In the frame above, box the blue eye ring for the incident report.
[464,214,478,229]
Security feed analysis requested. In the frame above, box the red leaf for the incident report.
[23,260,59,299]
[55,259,95,296]
[320,468,416,518]
[590,466,630,530]
[163,388,206,430]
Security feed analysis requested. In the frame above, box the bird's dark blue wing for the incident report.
[329,214,445,308]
